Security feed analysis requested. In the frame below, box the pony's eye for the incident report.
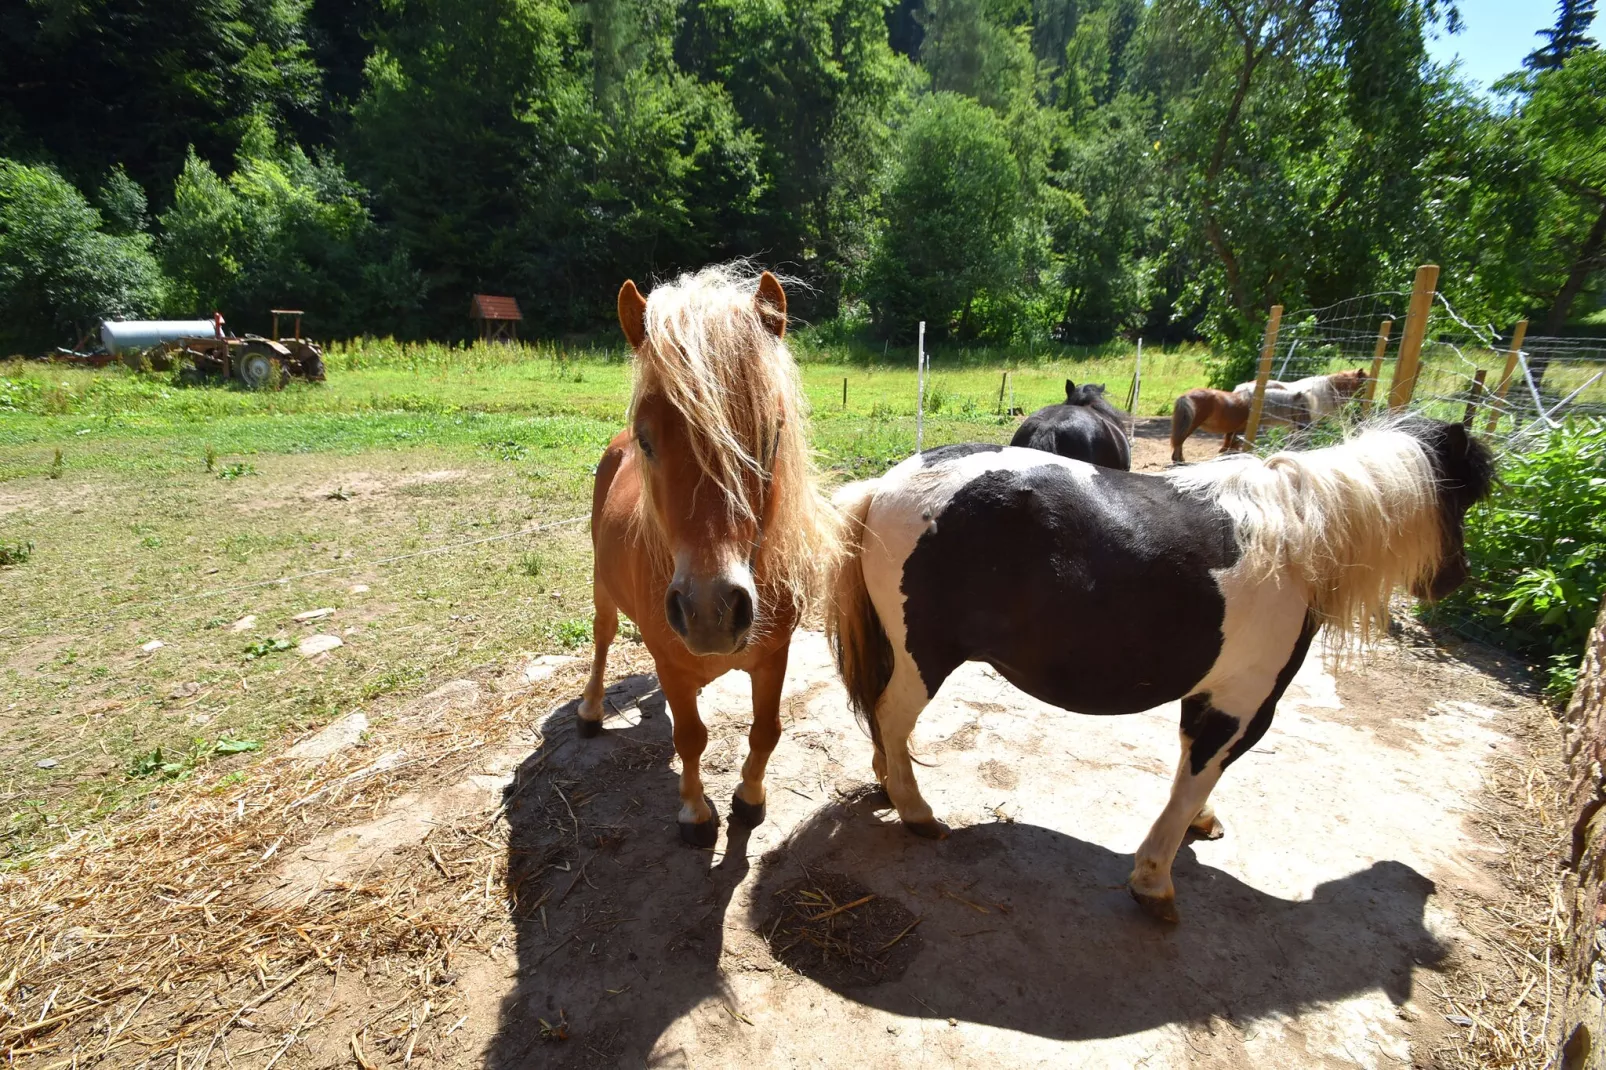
[637,433,654,460]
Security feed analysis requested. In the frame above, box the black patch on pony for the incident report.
[1009,381,1132,470]
[899,459,1239,713]
[1180,612,1321,776]
[1180,699,1239,776]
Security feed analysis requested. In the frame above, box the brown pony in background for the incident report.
[1169,387,1312,462]
[579,265,838,847]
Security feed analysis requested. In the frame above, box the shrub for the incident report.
[1428,419,1606,702]
[0,159,164,353]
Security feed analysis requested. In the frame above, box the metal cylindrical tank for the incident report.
[99,320,216,354]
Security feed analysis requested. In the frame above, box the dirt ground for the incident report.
[223,611,1547,1070]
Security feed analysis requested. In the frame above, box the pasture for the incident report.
[0,341,1569,1069]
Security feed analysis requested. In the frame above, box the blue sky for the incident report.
[1425,0,1560,92]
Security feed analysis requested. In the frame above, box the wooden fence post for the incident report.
[1242,305,1284,449]
[1388,264,1440,409]
[1462,369,1487,427]
[998,372,1008,415]
[843,377,848,410]
[1485,320,1529,434]
[1362,319,1393,413]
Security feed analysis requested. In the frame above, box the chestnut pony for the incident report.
[579,265,838,847]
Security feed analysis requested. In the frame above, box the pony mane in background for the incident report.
[627,264,837,615]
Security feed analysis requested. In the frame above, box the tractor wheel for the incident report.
[236,350,280,390]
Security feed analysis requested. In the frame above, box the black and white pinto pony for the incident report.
[1010,380,1132,470]
[826,417,1494,922]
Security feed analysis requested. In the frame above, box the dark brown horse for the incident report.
[580,265,838,846]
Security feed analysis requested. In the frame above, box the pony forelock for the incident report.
[1168,418,1448,645]
[627,262,839,618]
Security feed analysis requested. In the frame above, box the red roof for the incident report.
[470,294,523,321]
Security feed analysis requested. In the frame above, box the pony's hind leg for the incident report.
[877,658,946,839]
[731,646,789,827]
[577,589,618,738]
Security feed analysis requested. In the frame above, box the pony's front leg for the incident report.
[732,646,789,827]
[1128,705,1232,923]
[1129,618,1318,922]
[577,590,618,738]
[660,674,718,847]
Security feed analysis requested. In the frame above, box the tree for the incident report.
[674,0,908,315]
[864,93,1024,339]
[0,0,320,200]
[158,125,419,336]
[1526,0,1598,72]
[0,159,164,354]
[1525,50,1606,340]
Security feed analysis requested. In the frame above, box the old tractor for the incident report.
[101,310,326,389]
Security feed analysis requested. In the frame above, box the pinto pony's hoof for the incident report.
[904,818,950,840]
[1188,814,1226,841]
[576,714,603,738]
[678,797,720,848]
[1129,886,1180,924]
[729,791,766,828]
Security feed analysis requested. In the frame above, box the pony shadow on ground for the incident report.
[748,790,1447,1043]
[484,673,752,1070]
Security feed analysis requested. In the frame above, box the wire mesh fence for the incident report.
[1235,268,1606,700]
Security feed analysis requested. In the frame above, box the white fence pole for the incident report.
[916,321,926,453]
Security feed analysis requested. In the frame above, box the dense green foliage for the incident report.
[0,0,1602,349]
[1429,421,1606,702]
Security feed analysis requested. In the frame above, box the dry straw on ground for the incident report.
[1425,697,1569,1070]
[0,651,638,1069]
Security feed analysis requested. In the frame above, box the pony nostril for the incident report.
[728,586,753,636]
[665,588,690,637]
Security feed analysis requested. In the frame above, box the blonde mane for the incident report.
[628,263,839,619]
[1167,420,1446,644]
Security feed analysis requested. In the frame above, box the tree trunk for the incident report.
[1532,199,1606,388]
[1556,600,1606,1069]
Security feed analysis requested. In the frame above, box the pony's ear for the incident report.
[617,280,647,350]
[1065,379,1075,399]
[755,271,788,339]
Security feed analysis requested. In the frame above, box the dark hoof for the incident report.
[576,715,603,738]
[678,797,719,848]
[904,818,950,840]
[729,791,766,827]
[1129,886,1180,924]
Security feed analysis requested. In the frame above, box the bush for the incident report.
[863,94,1024,342]
[0,159,164,353]
[1428,419,1606,702]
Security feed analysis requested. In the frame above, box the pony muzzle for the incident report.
[665,563,757,656]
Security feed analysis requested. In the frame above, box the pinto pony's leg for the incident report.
[1128,617,1318,922]
[877,659,947,839]
[577,590,618,738]
[659,672,719,847]
[732,646,789,827]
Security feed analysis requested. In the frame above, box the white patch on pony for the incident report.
[1189,555,1310,711]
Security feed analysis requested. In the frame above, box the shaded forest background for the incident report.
[1,0,1603,362]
